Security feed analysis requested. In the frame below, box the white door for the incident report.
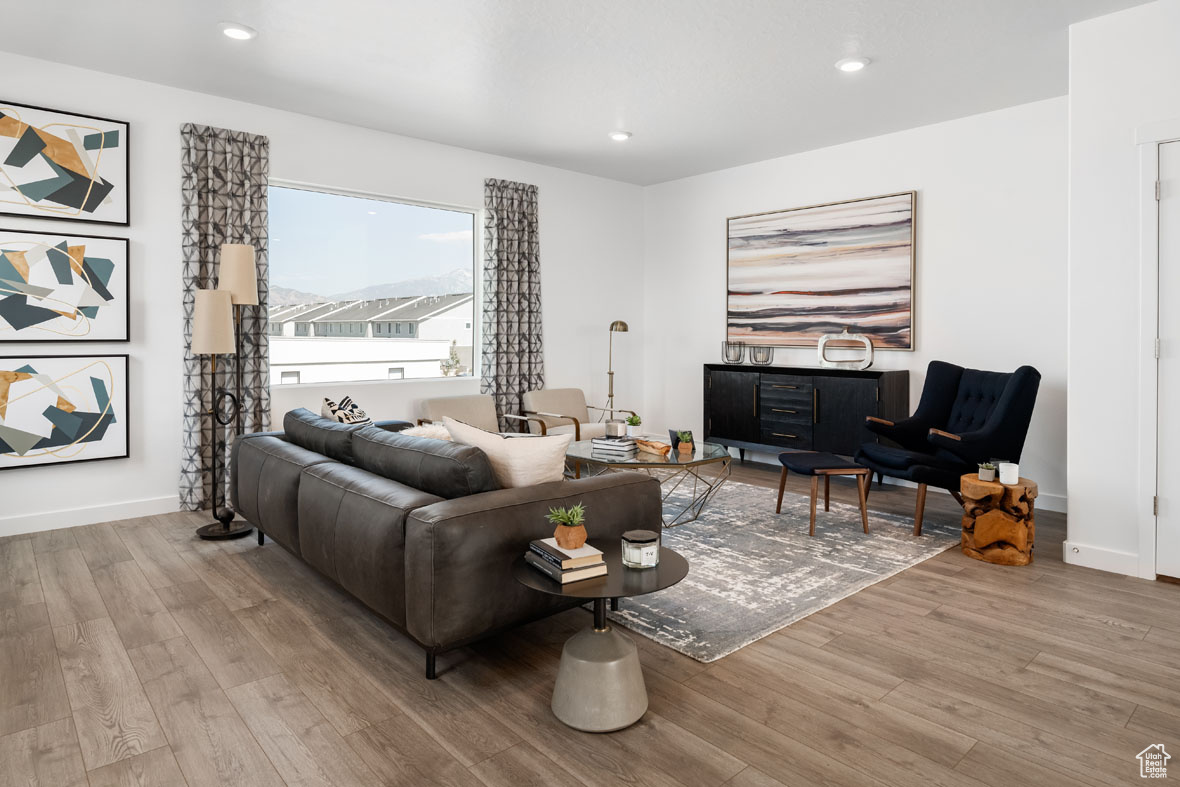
[1158,140,1180,578]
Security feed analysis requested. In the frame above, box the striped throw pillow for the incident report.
[321,396,372,425]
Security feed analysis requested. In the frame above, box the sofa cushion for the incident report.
[858,442,964,471]
[444,416,572,488]
[352,425,500,499]
[284,408,369,464]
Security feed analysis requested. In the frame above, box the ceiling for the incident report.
[6,0,1146,185]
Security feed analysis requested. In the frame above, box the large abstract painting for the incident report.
[727,191,915,349]
[0,101,129,226]
[0,229,128,342]
[0,354,128,470]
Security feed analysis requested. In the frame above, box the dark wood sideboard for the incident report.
[702,364,909,459]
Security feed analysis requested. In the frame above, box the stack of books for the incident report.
[525,538,608,584]
[590,435,638,459]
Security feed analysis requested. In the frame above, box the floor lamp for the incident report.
[216,243,259,438]
[191,288,253,541]
[604,320,628,417]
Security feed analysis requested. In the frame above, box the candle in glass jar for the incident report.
[622,529,660,568]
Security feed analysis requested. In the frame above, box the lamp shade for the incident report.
[217,243,259,305]
[609,320,629,332]
[191,289,235,355]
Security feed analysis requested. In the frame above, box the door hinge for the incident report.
[1156,180,1162,201]
[1154,496,1159,516]
[1155,337,1162,359]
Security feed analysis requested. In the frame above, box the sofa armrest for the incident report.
[403,473,661,649]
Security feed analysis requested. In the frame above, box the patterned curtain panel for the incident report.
[481,178,543,431]
[179,124,270,511]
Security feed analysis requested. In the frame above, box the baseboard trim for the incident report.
[0,495,181,539]
[1062,540,1143,578]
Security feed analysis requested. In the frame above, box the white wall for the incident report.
[641,98,1069,511]
[1067,0,1180,576]
[1,50,644,536]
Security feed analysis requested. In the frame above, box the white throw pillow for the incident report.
[444,416,572,488]
[400,422,453,441]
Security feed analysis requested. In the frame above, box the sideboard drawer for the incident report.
[760,373,814,393]
[760,426,812,450]
[761,405,811,428]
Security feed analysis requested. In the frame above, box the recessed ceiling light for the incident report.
[219,22,258,40]
[367,210,377,215]
[835,56,870,73]
[609,131,632,142]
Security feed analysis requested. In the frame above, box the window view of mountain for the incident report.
[267,186,476,384]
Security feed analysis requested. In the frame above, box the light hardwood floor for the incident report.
[2,463,1178,786]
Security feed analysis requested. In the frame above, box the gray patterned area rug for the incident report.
[606,480,961,662]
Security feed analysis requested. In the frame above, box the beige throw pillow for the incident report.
[443,416,571,488]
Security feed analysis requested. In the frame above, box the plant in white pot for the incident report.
[978,462,996,482]
[625,414,642,437]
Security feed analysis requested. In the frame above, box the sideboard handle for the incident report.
[771,408,796,414]
[773,433,798,439]
[771,384,798,389]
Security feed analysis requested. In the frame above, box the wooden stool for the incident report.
[959,474,1037,565]
[776,452,870,536]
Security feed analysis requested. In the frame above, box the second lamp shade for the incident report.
[218,243,259,305]
[192,289,235,355]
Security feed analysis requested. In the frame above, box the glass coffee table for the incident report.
[566,437,732,527]
[513,540,689,732]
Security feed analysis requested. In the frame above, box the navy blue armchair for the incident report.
[855,360,1041,535]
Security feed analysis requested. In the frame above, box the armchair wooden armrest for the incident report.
[523,410,581,440]
[865,416,894,426]
[502,413,548,435]
[928,428,962,441]
[586,405,639,419]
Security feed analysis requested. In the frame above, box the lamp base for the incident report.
[197,520,254,540]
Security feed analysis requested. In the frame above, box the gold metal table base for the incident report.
[569,456,732,527]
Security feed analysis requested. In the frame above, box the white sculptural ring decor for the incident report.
[817,328,874,370]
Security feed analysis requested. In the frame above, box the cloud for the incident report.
[418,230,473,243]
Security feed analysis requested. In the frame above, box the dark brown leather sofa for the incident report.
[231,408,661,678]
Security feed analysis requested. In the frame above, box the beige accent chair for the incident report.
[521,388,638,441]
[419,394,544,434]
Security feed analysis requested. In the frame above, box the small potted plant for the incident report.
[625,414,642,437]
[978,462,996,482]
[676,430,695,456]
[548,503,587,550]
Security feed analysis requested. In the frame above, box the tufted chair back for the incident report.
[928,362,1041,463]
[946,369,1012,434]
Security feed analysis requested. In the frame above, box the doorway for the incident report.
[1158,140,1180,579]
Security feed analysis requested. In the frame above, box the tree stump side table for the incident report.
[959,474,1038,566]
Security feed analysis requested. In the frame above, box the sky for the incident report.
[268,186,474,297]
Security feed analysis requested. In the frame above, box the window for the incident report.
[268,185,476,385]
